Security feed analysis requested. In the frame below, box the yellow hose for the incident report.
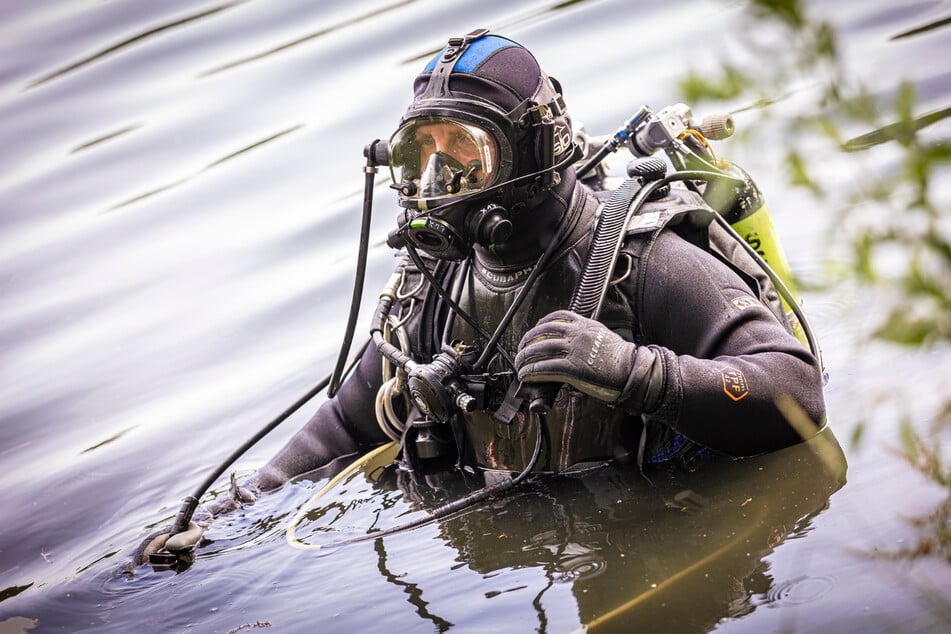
[286,441,399,550]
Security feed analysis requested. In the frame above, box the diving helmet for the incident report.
[387,29,576,260]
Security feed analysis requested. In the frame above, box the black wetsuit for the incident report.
[249,178,826,491]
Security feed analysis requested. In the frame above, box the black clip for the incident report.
[519,96,567,128]
[492,378,524,424]
[442,28,490,62]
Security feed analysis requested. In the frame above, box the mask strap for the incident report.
[420,28,491,100]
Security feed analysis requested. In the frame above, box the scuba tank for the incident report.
[576,103,814,351]
[699,159,809,348]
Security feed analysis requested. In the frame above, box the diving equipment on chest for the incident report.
[371,101,823,475]
[372,250,631,473]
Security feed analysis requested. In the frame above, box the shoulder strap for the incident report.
[622,186,790,334]
[707,220,789,328]
[622,187,718,337]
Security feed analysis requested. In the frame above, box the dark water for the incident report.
[1,1,949,632]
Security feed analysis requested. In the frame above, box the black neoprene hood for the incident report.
[402,33,573,182]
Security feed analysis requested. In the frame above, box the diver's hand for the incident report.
[205,473,257,517]
[131,518,208,567]
[516,311,636,403]
[516,310,667,413]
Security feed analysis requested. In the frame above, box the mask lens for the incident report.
[389,118,499,202]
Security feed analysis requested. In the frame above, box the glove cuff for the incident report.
[618,344,671,414]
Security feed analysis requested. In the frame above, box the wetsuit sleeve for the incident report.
[247,343,389,492]
[626,230,826,456]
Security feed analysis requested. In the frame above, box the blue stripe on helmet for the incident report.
[422,35,518,74]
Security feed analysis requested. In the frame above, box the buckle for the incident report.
[518,94,568,127]
[520,103,552,128]
[442,28,491,62]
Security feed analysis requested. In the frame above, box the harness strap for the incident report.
[419,29,493,100]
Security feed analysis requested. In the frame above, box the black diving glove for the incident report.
[131,520,207,568]
[515,310,666,412]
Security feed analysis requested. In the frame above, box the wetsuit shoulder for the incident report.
[637,228,826,456]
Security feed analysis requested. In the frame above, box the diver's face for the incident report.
[387,117,512,260]
[414,122,489,182]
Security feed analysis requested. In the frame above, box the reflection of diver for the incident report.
[365,427,846,633]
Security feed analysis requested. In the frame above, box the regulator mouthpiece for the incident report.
[420,152,467,197]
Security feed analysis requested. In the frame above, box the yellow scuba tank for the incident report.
[703,160,809,348]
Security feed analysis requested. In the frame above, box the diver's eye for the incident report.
[450,134,475,154]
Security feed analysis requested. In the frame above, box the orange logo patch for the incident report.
[721,368,750,401]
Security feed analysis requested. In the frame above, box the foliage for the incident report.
[675,0,951,561]
[704,4,951,345]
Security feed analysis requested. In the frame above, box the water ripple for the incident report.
[70,124,142,154]
[106,123,304,212]
[760,575,836,607]
[200,0,416,77]
[26,2,244,89]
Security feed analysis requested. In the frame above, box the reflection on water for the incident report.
[0,0,949,632]
[26,3,243,89]
[318,428,846,632]
[109,123,306,210]
[280,429,846,631]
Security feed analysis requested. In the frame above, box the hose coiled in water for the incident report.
[286,410,546,550]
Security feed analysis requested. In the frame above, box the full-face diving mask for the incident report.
[390,117,503,206]
[388,116,515,260]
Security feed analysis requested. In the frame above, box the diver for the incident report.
[243,29,825,487]
[138,30,827,562]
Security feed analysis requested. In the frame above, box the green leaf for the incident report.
[784,149,824,196]
[899,417,920,462]
[850,421,865,449]
[750,0,806,29]
[678,65,749,103]
[873,309,935,345]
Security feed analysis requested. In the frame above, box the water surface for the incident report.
[1,1,950,632]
